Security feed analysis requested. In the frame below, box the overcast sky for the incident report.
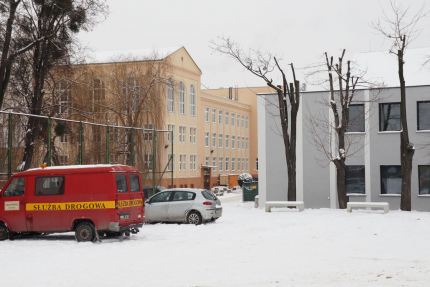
[78,0,430,89]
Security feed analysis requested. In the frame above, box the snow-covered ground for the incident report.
[1,196,430,287]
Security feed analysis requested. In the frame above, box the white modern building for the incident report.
[258,85,430,211]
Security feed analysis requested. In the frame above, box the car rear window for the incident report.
[202,190,217,200]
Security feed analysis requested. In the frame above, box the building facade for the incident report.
[258,85,430,211]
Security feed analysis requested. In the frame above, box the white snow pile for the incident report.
[1,198,430,287]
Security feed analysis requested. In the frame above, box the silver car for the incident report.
[144,188,222,224]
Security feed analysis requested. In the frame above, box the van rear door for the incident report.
[128,173,144,223]
[115,174,133,226]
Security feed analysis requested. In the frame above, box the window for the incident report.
[173,191,196,201]
[212,108,217,123]
[130,174,140,192]
[225,135,229,148]
[231,113,235,126]
[225,157,229,171]
[205,156,209,166]
[36,176,65,196]
[205,132,209,147]
[60,133,68,143]
[232,158,236,171]
[380,165,402,194]
[218,134,223,148]
[57,80,71,115]
[232,136,236,149]
[167,124,175,143]
[92,79,105,112]
[144,124,154,141]
[245,116,249,128]
[179,154,186,171]
[190,85,196,116]
[4,177,25,197]
[417,101,430,130]
[379,103,401,131]
[237,158,241,171]
[346,165,365,194]
[205,107,210,122]
[189,128,196,144]
[144,154,153,170]
[419,165,430,195]
[347,104,365,133]
[212,158,217,170]
[212,133,216,147]
[167,80,174,112]
[179,126,186,143]
[190,155,197,170]
[150,191,172,203]
[116,175,128,193]
[237,114,240,126]
[225,112,229,125]
[219,157,223,171]
[59,155,68,164]
[179,81,185,114]
[219,111,223,124]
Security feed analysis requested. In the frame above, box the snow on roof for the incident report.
[84,46,182,64]
[26,164,125,172]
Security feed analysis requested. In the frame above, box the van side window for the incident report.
[3,177,25,197]
[116,175,128,193]
[36,177,65,196]
[130,174,140,192]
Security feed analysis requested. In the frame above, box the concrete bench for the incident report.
[265,201,304,212]
[347,202,389,213]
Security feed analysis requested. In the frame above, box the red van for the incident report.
[0,164,144,242]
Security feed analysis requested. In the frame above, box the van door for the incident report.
[26,175,66,232]
[129,174,144,223]
[115,174,131,224]
[0,176,28,232]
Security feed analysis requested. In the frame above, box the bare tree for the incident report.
[212,37,300,201]
[374,1,426,211]
[15,0,106,170]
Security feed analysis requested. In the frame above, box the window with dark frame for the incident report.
[346,104,365,133]
[417,101,430,131]
[130,174,140,192]
[35,176,65,196]
[379,103,401,131]
[380,165,402,194]
[346,165,365,194]
[116,174,128,193]
[418,165,430,195]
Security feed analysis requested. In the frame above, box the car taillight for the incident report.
[203,201,213,206]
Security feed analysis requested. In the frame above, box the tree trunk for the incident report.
[0,0,20,108]
[334,160,348,209]
[398,46,414,211]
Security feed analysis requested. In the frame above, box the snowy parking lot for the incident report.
[1,194,430,287]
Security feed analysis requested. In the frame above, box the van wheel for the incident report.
[0,224,9,241]
[187,211,202,225]
[75,222,95,242]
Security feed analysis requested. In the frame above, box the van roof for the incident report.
[16,164,138,176]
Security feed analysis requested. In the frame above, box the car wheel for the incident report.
[75,222,95,242]
[187,211,202,225]
[0,224,9,241]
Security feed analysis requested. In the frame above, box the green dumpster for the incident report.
[242,181,258,202]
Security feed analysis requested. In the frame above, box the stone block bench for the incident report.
[347,202,389,213]
[265,201,304,212]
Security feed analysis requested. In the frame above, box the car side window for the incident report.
[150,191,172,203]
[129,174,140,192]
[36,176,64,196]
[3,177,25,197]
[172,191,196,201]
[116,174,128,193]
